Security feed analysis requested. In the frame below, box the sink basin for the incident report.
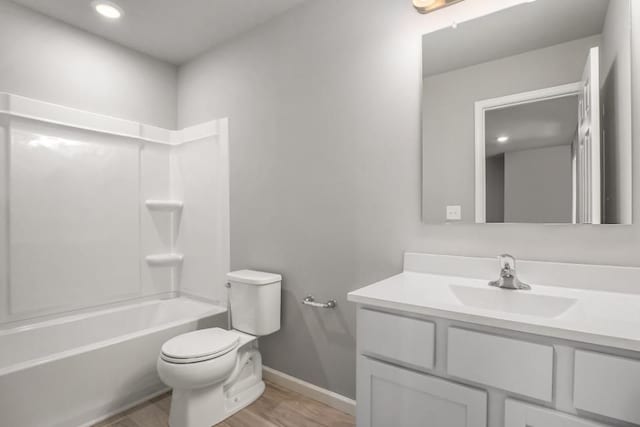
[348,267,640,352]
[450,284,577,318]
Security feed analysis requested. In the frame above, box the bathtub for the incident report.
[0,297,227,427]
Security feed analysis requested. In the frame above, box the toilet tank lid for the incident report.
[227,269,282,285]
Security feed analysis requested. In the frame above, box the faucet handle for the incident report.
[490,254,530,290]
[498,254,516,277]
[498,254,516,268]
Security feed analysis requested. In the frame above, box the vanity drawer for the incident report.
[574,350,640,424]
[505,399,607,427]
[447,328,553,401]
[357,308,435,370]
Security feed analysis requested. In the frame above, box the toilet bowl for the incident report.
[157,328,264,427]
[157,269,281,427]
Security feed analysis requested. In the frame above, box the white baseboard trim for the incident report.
[262,366,356,416]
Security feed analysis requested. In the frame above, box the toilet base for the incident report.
[168,345,264,427]
[225,379,266,418]
[169,380,265,427]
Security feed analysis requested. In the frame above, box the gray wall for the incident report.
[0,1,177,128]
[485,154,505,223]
[422,35,600,223]
[601,0,633,224]
[177,0,639,400]
[504,145,573,223]
[177,0,429,398]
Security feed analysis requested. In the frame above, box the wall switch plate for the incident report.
[446,205,462,221]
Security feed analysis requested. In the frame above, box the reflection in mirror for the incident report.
[484,94,579,224]
[421,0,632,224]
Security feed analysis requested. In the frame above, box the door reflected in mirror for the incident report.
[421,0,632,224]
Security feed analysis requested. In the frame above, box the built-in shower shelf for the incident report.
[145,253,184,266]
[145,200,184,212]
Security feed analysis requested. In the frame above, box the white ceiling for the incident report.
[485,95,579,157]
[422,0,610,77]
[10,0,308,64]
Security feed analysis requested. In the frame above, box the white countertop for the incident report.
[348,271,640,352]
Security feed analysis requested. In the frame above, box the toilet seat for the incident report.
[161,328,240,364]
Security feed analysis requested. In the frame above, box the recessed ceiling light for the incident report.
[92,1,123,19]
[497,136,510,143]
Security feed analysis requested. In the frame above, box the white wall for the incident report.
[504,145,573,223]
[0,0,177,128]
[177,0,638,399]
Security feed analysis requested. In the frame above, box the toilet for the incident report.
[157,270,282,427]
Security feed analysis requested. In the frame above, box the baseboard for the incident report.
[262,366,356,416]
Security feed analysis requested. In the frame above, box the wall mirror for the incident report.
[421,0,633,224]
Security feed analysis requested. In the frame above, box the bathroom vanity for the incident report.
[398,0,639,424]
[348,253,640,427]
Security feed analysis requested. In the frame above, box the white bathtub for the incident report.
[0,297,226,427]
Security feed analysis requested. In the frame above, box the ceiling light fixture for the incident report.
[497,136,510,143]
[413,0,465,15]
[92,1,123,19]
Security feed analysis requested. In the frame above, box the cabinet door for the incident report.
[505,400,607,427]
[357,357,486,427]
[574,350,640,424]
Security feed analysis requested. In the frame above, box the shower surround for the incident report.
[0,92,231,426]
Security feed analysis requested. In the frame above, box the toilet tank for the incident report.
[226,270,281,336]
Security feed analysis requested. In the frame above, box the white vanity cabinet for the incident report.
[354,307,640,427]
[349,253,640,427]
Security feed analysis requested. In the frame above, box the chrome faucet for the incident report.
[489,254,531,290]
